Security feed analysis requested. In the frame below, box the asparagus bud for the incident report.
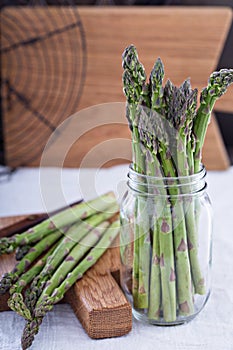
[122,44,147,86]
[193,68,233,172]
[0,231,62,294]
[149,57,165,111]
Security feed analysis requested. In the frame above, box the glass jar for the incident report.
[120,164,213,325]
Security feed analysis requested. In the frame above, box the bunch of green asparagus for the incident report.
[122,44,233,322]
[0,192,120,349]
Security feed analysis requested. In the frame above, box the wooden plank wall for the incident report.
[1,7,232,169]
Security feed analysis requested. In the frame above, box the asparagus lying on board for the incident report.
[0,193,120,349]
[21,220,120,350]
[37,221,110,299]
[122,44,233,321]
[25,205,118,312]
[0,192,116,255]
[8,241,61,320]
[15,245,32,261]
[0,231,63,294]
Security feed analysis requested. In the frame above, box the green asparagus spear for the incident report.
[0,231,62,294]
[190,69,233,292]
[193,69,233,172]
[37,221,110,299]
[162,80,196,315]
[25,203,118,311]
[0,192,116,255]
[8,240,61,320]
[164,80,205,295]
[149,57,165,113]
[15,245,31,261]
[122,44,151,308]
[37,220,120,309]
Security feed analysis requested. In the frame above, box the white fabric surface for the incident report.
[0,165,233,350]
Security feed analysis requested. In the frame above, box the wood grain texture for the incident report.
[215,85,233,113]
[202,113,230,170]
[0,214,46,238]
[1,6,232,169]
[0,253,16,311]
[66,246,132,338]
[78,7,232,109]
[0,215,132,339]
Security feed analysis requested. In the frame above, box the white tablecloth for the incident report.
[0,165,233,350]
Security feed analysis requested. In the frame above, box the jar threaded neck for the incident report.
[127,164,207,196]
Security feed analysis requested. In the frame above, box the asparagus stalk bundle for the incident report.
[122,44,233,321]
[0,193,120,349]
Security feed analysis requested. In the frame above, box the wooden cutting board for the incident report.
[0,214,132,339]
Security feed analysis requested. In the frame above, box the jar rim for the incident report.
[128,163,206,182]
[127,163,207,196]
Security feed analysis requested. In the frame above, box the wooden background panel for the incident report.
[39,102,132,168]
[1,7,232,169]
[202,113,230,170]
[78,7,232,110]
[215,85,233,113]
[1,7,86,167]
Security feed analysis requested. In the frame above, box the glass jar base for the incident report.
[132,308,201,326]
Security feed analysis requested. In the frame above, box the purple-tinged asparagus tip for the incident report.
[52,289,58,297]
[21,238,27,245]
[65,255,75,262]
[170,268,176,282]
[153,254,160,265]
[178,139,184,152]
[48,221,56,229]
[179,301,190,314]
[86,255,93,261]
[160,253,164,267]
[93,229,101,238]
[153,309,160,319]
[19,280,27,287]
[198,278,205,287]
[177,238,187,252]
[28,247,36,253]
[65,282,71,291]
[77,273,83,280]
[24,259,31,269]
[58,276,64,284]
[139,286,146,294]
[45,281,52,288]
[63,237,72,243]
[80,211,88,219]
[187,238,194,250]
[161,220,170,233]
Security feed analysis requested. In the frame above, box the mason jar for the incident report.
[120,164,213,325]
